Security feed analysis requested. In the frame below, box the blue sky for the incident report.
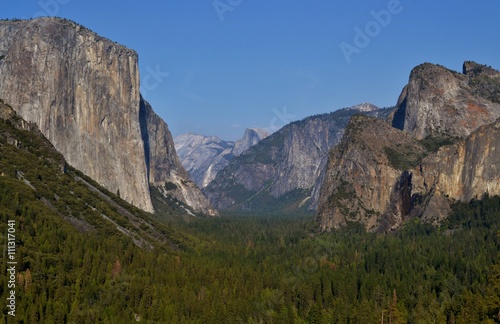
[3,1,500,140]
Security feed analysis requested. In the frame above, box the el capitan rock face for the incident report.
[0,17,214,215]
[0,18,152,212]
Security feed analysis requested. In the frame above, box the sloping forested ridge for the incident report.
[4,193,500,323]
[1,98,500,323]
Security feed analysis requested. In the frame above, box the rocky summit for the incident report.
[318,61,500,232]
[391,61,500,140]
[232,128,270,157]
[0,17,215,215]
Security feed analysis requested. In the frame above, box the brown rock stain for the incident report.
[467,101,489,115]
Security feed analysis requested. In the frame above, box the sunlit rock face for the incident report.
[318,62,500,232]
[391,62,500,140]
[0,17,216,215]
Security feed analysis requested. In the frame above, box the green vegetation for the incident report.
[385,135,457,171]
[227,188,313,216]
[419,134,456,153]
[224,182,257,206]
[150,185,200,222]
[164,181,178,191]
[469,74,500,104]
[384,133,459,171]
[1,104,500,322]
[2,187,500,322]
[327,180,357,215]
[182,197,500,323]
[384,146,425,171]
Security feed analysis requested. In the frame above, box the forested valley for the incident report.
[1,102,500,323]
[2,189,500,323]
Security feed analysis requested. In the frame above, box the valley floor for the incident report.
[2,193,500,323]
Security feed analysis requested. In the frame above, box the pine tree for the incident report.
[111,258,121,279]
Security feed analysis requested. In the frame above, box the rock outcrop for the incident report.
[316,115,427,232]
[318,115,500,232]
[0,17,214,215]
[141,98,217,216]
[174,128,268,189]
[391,62,500,140]
[414,118,500,223]
[204,103,392,212]
[232,128,270,157]
[318,61,500,232]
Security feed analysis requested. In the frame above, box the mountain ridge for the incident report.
[0,97,191,249]
[203,103,392,213]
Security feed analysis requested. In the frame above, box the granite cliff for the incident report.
[391,62,500,139]
[141,99,217,216]
[414,118,500,223]
[316,116,427,232]
[0,17,214,215]
[174,128,268,189]
[317,115,500,232]
[204,103,392,212]
[318,62,500,231]
[232,128,270,157]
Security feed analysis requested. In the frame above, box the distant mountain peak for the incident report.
[348,103,379,112]
[174,128,268,188]
[232,128,269,157]
[246,127,270,135]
